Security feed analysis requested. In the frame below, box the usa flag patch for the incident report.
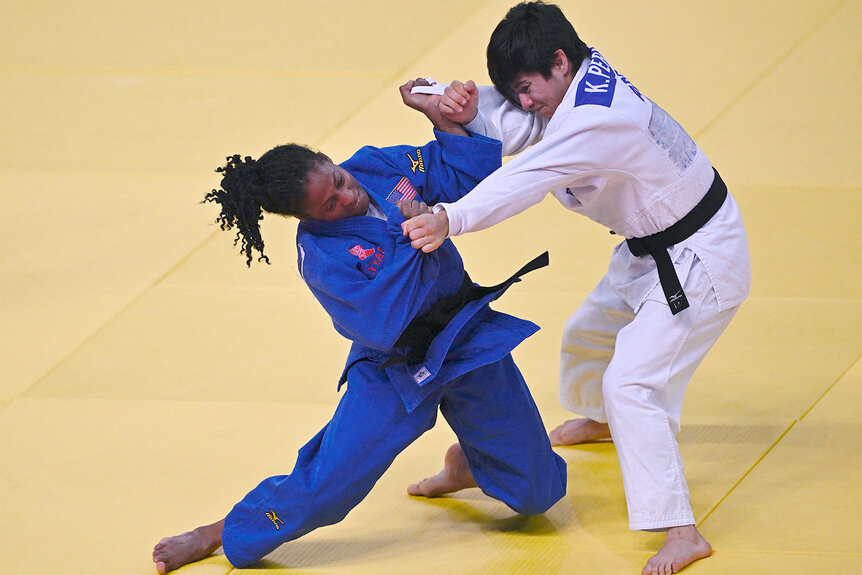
[385,177,417,205]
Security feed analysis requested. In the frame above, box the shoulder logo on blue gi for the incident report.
[406,149,425,174]
[266,508,285,530]
[412,366,432,384]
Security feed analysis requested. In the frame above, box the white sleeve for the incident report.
[463,86,547,157]
[436,121,578,236]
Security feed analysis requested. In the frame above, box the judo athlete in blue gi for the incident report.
[153,80,566,574]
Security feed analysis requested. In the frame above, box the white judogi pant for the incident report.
[560,252,738,530]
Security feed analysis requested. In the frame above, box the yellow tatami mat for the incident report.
[1,1,859,574]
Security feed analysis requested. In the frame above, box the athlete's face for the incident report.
[510,49,573,120]
[301,160,369,221]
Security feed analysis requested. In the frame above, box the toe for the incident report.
[407,478,431,496]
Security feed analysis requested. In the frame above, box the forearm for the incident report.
[434,134,573,236]
[400,78,469,137]
[423,130,501,203]
[426,110,469,137]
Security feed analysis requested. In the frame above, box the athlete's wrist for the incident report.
[434,208,450,239]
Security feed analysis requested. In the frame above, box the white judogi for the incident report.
[435,49,751,530]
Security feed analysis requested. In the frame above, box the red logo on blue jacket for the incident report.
[349,245,375,260]
[366,247,385,275]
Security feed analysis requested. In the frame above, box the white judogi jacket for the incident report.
[436,49,750,313]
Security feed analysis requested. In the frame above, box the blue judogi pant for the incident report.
[221,353,567,567]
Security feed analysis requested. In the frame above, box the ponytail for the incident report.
[204,144,324,266]
[204,154,269,266]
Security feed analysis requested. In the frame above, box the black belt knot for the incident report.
[625,169,727,315]
[382,251,549,368]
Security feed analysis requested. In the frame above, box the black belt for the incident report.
[382,251,549,367]
[625,169,727,315]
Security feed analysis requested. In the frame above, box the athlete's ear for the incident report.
[316,151,333,164]
[552,49,569,74]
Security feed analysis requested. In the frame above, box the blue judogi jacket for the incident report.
[296,130,540,412]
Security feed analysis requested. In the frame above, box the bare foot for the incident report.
[642,525,712,575]
[548,418,611,446]
[408,442,477,497]
[153,519,224,574]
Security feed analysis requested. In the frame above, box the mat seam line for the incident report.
[694,0,848,139]
[214,4,499,572]
[698,351,860,526]
[798,353,861,421]
[311,0,495,149]
[12,229,220,401]
[695,1,852,522]
[7,0,493,405]
[696,419,797,526]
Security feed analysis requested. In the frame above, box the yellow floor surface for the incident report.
[1,1,859,574]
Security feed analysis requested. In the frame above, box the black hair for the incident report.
[203,144,325,266]
[487,1,591,106]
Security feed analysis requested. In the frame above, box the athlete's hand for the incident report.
[400,78,468,137]
[399,78,440,117]
[440,80,479,125]
[396,198,432,219]
[401,210,449,253]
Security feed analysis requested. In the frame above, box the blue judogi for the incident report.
[221,130,566,567]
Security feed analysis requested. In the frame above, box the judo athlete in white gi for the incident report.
[401,3,751,575]
[152,81,566,574]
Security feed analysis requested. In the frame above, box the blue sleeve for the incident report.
[417,130,503,204]
[297,223,443,352]
[346,131,502,206]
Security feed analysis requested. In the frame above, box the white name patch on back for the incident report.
[648,101,697,174]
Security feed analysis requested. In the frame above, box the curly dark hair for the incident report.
[203,144,325,266]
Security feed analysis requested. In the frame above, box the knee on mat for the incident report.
[511,498,555,516]
[507,485,563,516]
[506,468,566,516]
